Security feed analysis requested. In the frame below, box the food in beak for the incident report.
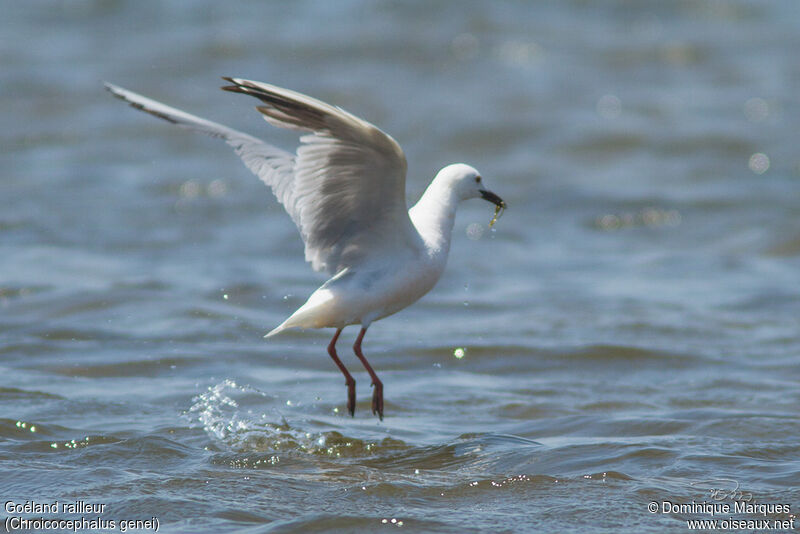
[480,189,506,228]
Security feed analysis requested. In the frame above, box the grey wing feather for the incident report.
[221,78,414,274]
[106,79,416,274]
[104,83,298,225]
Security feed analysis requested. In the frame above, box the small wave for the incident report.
[0,386,63,401]
[562,344,691,363]
[0,417,122,453]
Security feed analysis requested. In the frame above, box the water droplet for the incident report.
[466,222,484,240]
[179,180,201,198]
[207,179,227,197]
[749,152,770,174]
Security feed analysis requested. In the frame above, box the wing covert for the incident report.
[221,78,415,273]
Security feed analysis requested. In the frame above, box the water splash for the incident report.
[188,379,263,441]
[187,380,407,458]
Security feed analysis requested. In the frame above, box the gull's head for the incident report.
[436,163,505,209]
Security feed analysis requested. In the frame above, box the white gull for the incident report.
[105,78,505,420]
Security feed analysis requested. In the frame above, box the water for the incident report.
[2,1,799,532]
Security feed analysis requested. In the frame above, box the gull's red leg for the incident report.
[353,327,383,420]
[327,328,356,416]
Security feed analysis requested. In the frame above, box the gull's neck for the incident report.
[409,178,460,258]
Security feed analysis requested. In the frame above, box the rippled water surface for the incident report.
[3,1,800,532]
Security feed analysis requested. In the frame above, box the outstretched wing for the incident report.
[106,79,416,274]
[105,83,296,199]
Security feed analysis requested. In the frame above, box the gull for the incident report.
[105,78,505,420]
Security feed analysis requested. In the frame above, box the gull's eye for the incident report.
[475,176,482,184]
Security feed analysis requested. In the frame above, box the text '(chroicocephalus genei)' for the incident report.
[105,78,505,420]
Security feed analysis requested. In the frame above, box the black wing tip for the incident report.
[221,77,253,96]
[220,78,282,105]
[219,78,325,123]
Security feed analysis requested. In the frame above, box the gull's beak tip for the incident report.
[479,189,506,208]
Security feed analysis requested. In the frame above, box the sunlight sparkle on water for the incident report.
[15,421,36,433]
[749,152,770,174]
